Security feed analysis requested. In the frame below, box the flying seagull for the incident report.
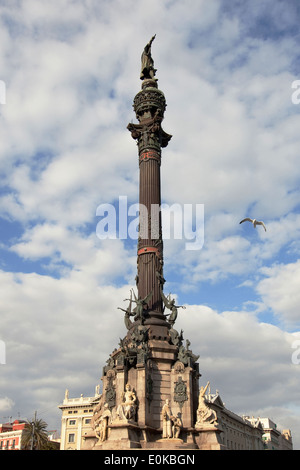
[239,218,266,232]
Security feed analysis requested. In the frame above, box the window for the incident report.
[68,433,75,443]
[11,439,15,449]
[85,419,91,424]
[69,420,76,425]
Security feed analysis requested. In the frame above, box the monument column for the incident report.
[84,37,201,451]
[127,35,172,334]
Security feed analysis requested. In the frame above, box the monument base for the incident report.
[141,436,198,450]
[84,424,204,450]
[93,421,142,450]
[194,423,225,450]
[143,438,184,450]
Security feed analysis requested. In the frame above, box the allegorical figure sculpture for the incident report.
[196,382,218,426]
[95,403,111,443]
[121,289,152,325]
[162,400,183,439]
[162,399,173,438]
[91,398,112,443]
[161,288,186,326]
[118,290,134,330]
[117,383,137,421]
[132,289,153,323]
[140,34,157,80]
[172,413,183,439]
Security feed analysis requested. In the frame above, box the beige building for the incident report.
[253,417,293,450]
[280,429,293,450]
[203,392,265,450]
[58,389,100,450]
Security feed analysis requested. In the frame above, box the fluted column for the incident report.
[128,77,172,328]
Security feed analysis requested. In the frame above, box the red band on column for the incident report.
[138,247,159,256]
[139,151,161,164]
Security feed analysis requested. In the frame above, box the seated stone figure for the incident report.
[117,383,137,421]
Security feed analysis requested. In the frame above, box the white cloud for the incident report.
[176,306,300,417]
[0,267,133,417]
[10,223,136,283]
[0,397,14,413]
[257,260,300,329]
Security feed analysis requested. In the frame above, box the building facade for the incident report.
[254,418,293,450]
[0,420,26,450]
[197,392,265,450]
[279,429,293,450]
[58,389,101,450]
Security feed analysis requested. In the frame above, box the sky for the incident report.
[0,0,300,449]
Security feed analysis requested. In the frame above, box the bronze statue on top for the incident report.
[140,35,157,81]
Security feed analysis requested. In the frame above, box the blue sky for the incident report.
[0,0,300,448]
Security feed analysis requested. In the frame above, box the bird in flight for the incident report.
[239,218,266,232]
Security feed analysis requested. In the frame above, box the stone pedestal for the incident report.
[94,421,142,450]
[194,424,225,450]
[146,438,184,450]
